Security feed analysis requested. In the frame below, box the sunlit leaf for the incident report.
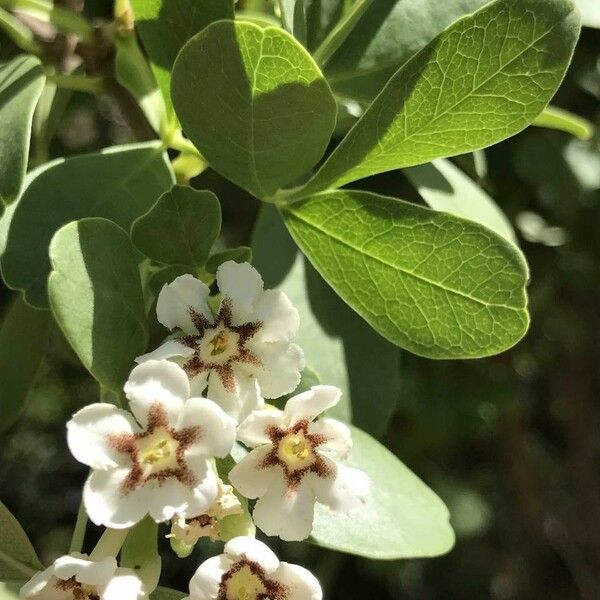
[302,0,580,194]
[171,20,336,199]
[283,190,529,359]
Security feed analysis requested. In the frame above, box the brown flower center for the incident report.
[180,299,262,392]
[55,576,100,600]
[109,404,201,494]
[261,420,333,490]
[217,560,287,600]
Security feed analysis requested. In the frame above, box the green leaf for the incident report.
[533,105,594,140]
[0,55,45,207]
[206,247,253,274]
[171,20,337,200]
[121,517,161,593]
[279,0,307,44]
[0,500,42,581]
[325,0,490,101]
[131,0,234,123]
[131,185,221,268]
[0,583,20,599]
[577,0,600,28]
[1,142,174,309]
[300,0,345,51]
[282,190,530,359]
[0,295,50,435]
[302,0,581,194]
[150,588,185,600]
[254,205,400,436]
[404,159,517,243]
[311,426,455,559]
[48,218,148,393]
[115,33,167,134]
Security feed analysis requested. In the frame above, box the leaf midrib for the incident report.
[286,207,525,312]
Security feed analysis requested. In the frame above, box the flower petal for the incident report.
[309,418,352,461]
[20,567,56,599]
[206,369,264,421]
[251,289,299,343]
[253,477,316,542]
[178,397,236,458]
[236,410,286,448]
[83,468,149,528]
[135,339,194,364]
[67,404,138,470]
[228,446,277,499]
[184,459,219,519]
[284,386,341,427]
[101,569,145,600]
[312,459,370,515]
[216,261,263,325]
[224,537,279,573]
[188,555,230,600]
[275,563,323,600]
[124,360,188,428]
[53,555,116,586]
[145,478,197,523]
[248,342,304,399]
[156,275,212,335]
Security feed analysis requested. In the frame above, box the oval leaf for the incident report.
[0,500,42,581]
[311,426,455,559]
[1,142,173,309]
[132,185,221,268]
[0,295,50,435]
[48,218,148,393]
[171,20,337,199]
[282,190,530,359]
[0,55,45,207]
[303,0,581,193]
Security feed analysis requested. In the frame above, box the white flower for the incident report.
[229,386,370,542]
[137,261,304,420]
[185,536,321,600]
[20,554,145,600]
[67,360,237,528]
[168,479,243,545]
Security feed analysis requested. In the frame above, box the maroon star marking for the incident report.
[260,419,334,491]
[216,559,288,600]
[180,299,263,392]
[108,404,201,494]
[55,577,100,600]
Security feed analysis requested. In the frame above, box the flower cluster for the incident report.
[21,262,369,600]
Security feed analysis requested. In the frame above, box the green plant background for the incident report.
[0,1,599,598]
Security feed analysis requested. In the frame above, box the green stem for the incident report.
[89,528,129,561]
[0,0,93,41]
[312,0,374,67]
[48,73,105,94]
[0,6,41,54]
[0,549,37,578]
[68,498,88,554]
[165,129,204,158]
